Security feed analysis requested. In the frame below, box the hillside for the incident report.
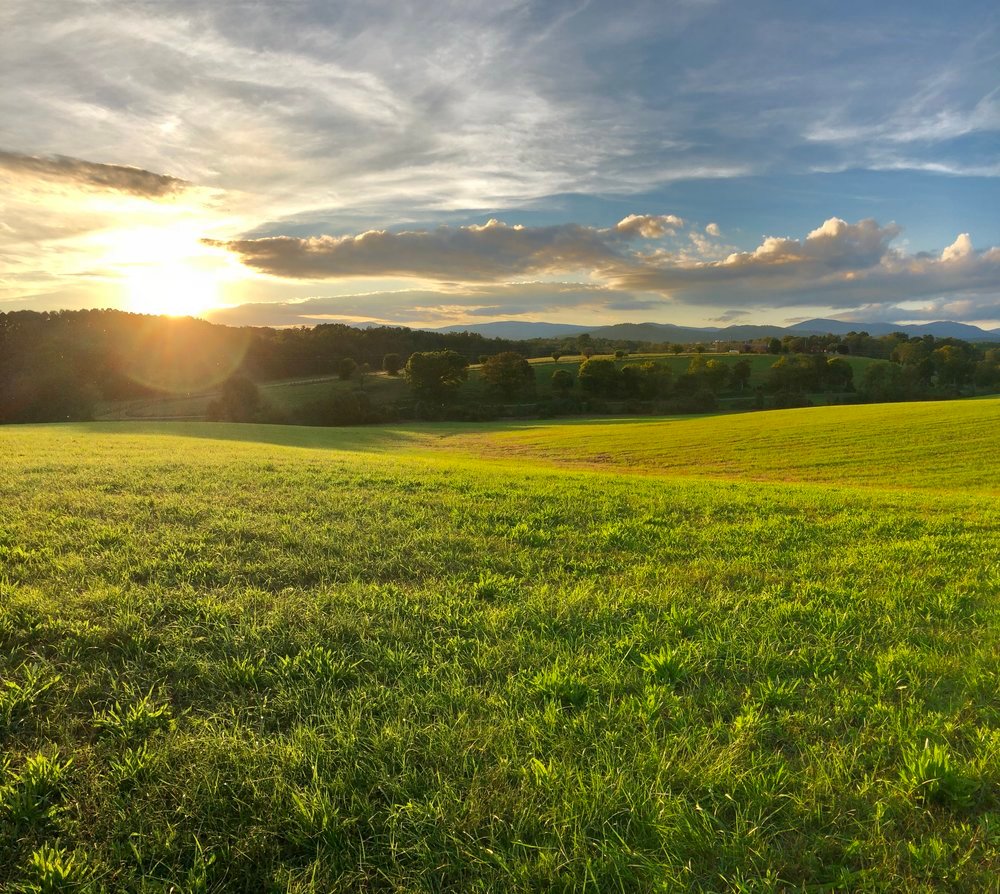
[1,401,998,890]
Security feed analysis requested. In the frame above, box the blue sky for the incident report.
[1,0,997,328]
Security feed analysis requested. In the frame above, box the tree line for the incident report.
[2,309,998,424]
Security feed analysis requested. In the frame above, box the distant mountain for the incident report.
[425,318,1000,342]
[586,322,715,342]
[429,321,591,339]
[790,319,999,340]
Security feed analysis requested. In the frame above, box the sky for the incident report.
[1,0,998,330]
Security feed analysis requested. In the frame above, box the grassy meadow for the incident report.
[2,399,999,891]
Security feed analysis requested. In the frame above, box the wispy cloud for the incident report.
[0,150,188,197]
[2,1,997,323]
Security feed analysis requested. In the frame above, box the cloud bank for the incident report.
[208,215,1000,324]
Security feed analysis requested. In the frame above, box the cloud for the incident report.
[940,232,973,262]
[712,309,749,322]
[205,281,636,327]
[718,218,902,271]
[705,223,721,236]
[207,219,632,281]
[0,150,187,197]
[615,214,684,238]
[207,215,1000,324]
[612,218,1000,309]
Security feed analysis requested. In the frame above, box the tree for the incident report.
[731,358,752,392]
[208,374,262,422]
[404,350,468,399]
[860,361,918,402]
[577,357,619,396]
[824,357,854,392]
[582,347,595,359]
[551,351,562,363]
[337,357,357,381]
[480,352,536,400]
[551,368,574,395]
[933,345,975,388]
[382,353,402,375]
[614,349,627,360]
[703,359,730,393]
[767,337,782,355]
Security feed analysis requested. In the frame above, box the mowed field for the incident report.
[1,399,998,891]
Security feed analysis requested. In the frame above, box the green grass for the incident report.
[454,398,1000,491]
[1,400,998,891]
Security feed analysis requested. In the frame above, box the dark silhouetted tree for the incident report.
[480,352,536,400]
[551,368,574,395]
[404,350,469,399]
[337,357,358,380]
[578,357,619,397]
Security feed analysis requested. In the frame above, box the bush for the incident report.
[295,390,386,426]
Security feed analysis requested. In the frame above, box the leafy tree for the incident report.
[551,351,562,363]
[731,358,752,391]
[207,375,262,422]
[551,369,574,395]
[577,357,619,396]
[767,337,782,355]
[337,357,357,381]
[638,361,673,399]
[480,352,536,399]
[933,345,975,387]
[614,349,627,360]
[382,353,402,375]
[703,359,730,393]
[404,350,469,399]
[860,361,919,402]
[825,357,854,392]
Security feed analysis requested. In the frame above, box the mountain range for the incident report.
[429,319,1000,342]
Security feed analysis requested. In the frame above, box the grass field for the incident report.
[2,399,998,891]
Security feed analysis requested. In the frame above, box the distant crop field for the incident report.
[1,399,998,891]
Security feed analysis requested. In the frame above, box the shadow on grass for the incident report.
[70,411,729,452]
[72,420,441,453]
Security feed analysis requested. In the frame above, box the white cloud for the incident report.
[941,232,973,262]
[615,214,684,238]
[207,215,1000,321]
[705,222,721,236]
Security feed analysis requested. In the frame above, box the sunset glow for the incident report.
[1,1,997,328]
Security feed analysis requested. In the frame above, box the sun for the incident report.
[126,263,221,317]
